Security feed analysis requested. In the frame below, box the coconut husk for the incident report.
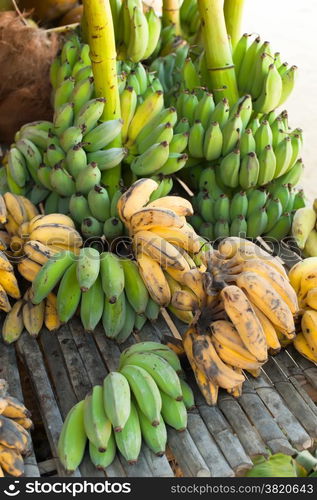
[0,11,59,144]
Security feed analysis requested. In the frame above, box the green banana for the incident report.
[203,121,223,161]
[134,313,147,332]
[76,247,100,291]
[264,212,292,239]
[84,385,112,452]
[274,136,293,177]
[131,142,169,175]
[114,400,141,464]
[279,65,297,106]
[253,64,283,114]
[57,262,81,322]
[219,149,240,188]
[87,186,110,222]
[180,379,195,410]
[145,299,160,322]
[87,148,127,171]
[188,120,205,158]
[32,251,75,304]
[199,192,214,223]
[121,259,149,314]
[119,342,182,373]
[83,119,123,152]
[89,432,116,470]
[7,147,28,188]
[230,191,248,219]
[66,145,87,178]
[54,77,75,111]
[103,372,131,432]
[257,145,277,185]
[102,291,126,339]
[246,207,268,238]
[210,98,230,128]
[75,98,105,133]
[160,391,187,431]
[239,152,259,189]
[57,400,87,473]
[80,275,104,331]
[100,252,125,303]
[221,113,242,156]
[116,301,136,344]
[246,188,267,216]
[138,410,167,456]
[137,123,173,155]
[214,194,230,221]
[239,128,256,156]
[214,219,230,239]
[103,217,124,240]
[230,215,248,237]
[69,193,92,224]
[76,162,101,194]
[50,163,76,197]
[254,120,273,153]
[71,77,95,116]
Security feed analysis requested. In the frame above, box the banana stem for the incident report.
[83,0,121,197]
[198,0,239,105]
[224,0,245,50]
[162,0,181,35]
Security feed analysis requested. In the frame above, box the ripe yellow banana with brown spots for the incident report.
[301,309,317,357]
[149,225,201,254]
[251,304,281,354]
[118,178,158,225]
[137,253,171,307]
[44,293,61,331]
[147,196,194,216]
[18,258,41,282]
[0,270,20,299]
[293,332,317,363]
[133,231,190,271]
[130,207,185,234]
[0,444,24,476]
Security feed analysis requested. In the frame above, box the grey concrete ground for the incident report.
[243,0,316,202]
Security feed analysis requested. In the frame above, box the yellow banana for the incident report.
[0,444,24,476]
[118,178,158,224]
[0,415,29,454]
[44,293,61,331]
[136,253,171,307]
[47,243,81,255]
[165,266,188,284]
[4,213,19,235]
[167,305,194,324]
[1,396,30,419]
[18,258,41,282]
[3,193,27,226]
[149,225,201,254]
[210,320,262,369]
[0,194,7,224]
[251,304,281,354]
[12,417,33,430]
[29,213,75,232]
[235,272,295,338]
[147,196,194,216]
[298,270,317,306]
[133,230,190,271]
[0,284,11,313]
[22,294,45,337]
[130,207,185,234]
[24,240,58,265]
[171,289,199,311]
[0,252,13,272]
[238,259,298,314]
[30,224,83,248]
[301,309,317,356]
[127,90,164,145]
[293,332,317,363]
[246,367,262,378]
[183,327,219,405]
[181,268,206,305]
[305,287,317,310]
[19,196,39,220]
[220,285,268,362]
[0,230,10,250]
[289,257,317,294]
[0,270,20,299]
[2,299,24,344]
[17,221,30,239]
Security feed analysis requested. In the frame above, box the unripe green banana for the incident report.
[103,372,131,432]
[87,185,110,222]
[137,123,173,155]
[83,119,123,152]
[50,57,60,89]
[214,194,230,221]
[114,400,141,464]
[57,400,87,473]
[257,145,277,185]
[66,144,88,178]
[81,217,103,238]
[230,215,248,236]
[248,117,260,135]
[7,147,28,188]
[71,76,95,116]
[59,126,84,152]
[69,193,91,224]
[230,191,248,219]
[57,262,81,322]
[160,391,187,431]
[271,116,286,148]
[50,163,76,197]
[246,207,268,238]
[120,342,182,374]
[61,39,79,67]
[182,57,200,90]
[169,132,189,154]
[44,191,59,214]
[76,162,101,195]
[221,113,242,156]
[246,188,267,217]
[289,133,302,169]
[76,247,100,291]
[292,189,306,210]
[268,183,290,212]
[84,385,112,452]
[20,126,49,150]
[279,65,298,107]
[198,167,223,199]
[100,252,124,303]
[131,142,169,176]
[253,63,283,114]
[38,165,53,190]
[87,148,127,171]
[220,149,240,188]
[32,251,75,304]
[120,363,162,426]
[134,313,147,332]
[182,92,199,126]
[74,65,93,82]
[199,222,214,240]
[80,275,104,331]
[214,219,230,239]
[121,259,149,314]
[155,152,188,175]
[284,188,296,213]
[210,98,230,128]
[121,352,182,400]
[264,197,283,233]
[116,301,136,344]
[233,33,249,74]
[121,86,138,144]
[15,138,42,179]
[264,212,292,239]
[239,128,256,156]
[239,152,259,189]
[274,136,293,178]
[145,298,161,322]
[254,120,273,153]
[75,98,105,133]
[138,409,167,456]
[46,143,65,168]
[103,291,126,338]
[180,379,195,410]
[103,217,124,239]
[194,92,215,128]
[199,192,215,223]
[238,35,261,93]
[54,77,75,111]
[175,117,190,134]
[89,432,116,470]
[203,121,223,161]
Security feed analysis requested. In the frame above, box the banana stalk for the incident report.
[162,0,182,35]
[224,0,245,50]
[83,0,122,197]
[197,0,239,105]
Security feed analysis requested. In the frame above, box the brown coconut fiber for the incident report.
[0,11,59,144]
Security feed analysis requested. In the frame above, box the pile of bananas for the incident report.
[58,342,194,472]
[0,379,33,477]
[178,236,298,405]
[289,258,317,362]
[191,167,306,240]
[175,94,303,190]
[112,0,161,62]
[117,178,212,323]
[292,201,317,257]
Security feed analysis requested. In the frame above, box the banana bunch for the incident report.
[191,167,306,241]
[58,342,193,472]
[0,379,33,477]
[30,244,166,343]
[289,258,317,363]
[292,200,317,257]
[175,92,303,190]
[115,0,162,62]
[180,236,298,404]
[117,178,212,322]
[180,0,201,41]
